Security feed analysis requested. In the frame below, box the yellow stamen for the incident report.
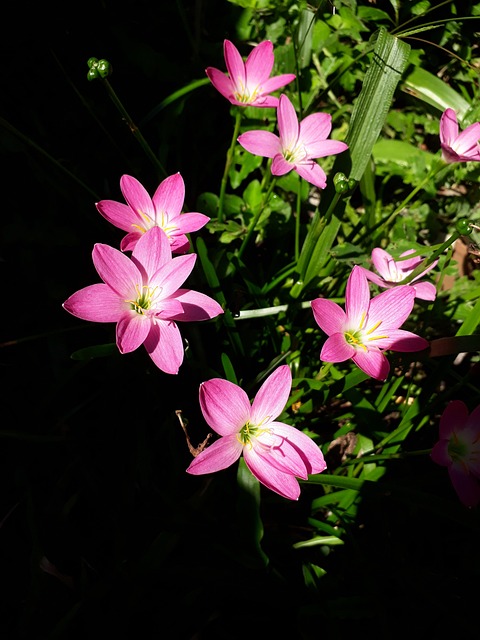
[366,320,382,335]
[367,335,389,342]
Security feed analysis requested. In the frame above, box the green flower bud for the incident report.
[87,68,99,81]
[97,59,112,78]
[87,57,99,69]
[456,218,473,236]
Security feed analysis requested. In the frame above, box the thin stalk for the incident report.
[218,109,243,222]
[237,176,277,260]
[295,173,302,261]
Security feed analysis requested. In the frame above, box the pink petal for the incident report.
[439,400,468,440]
[186,434,243,474]
[120,231,143,252]
[244,40,274,86]
[169,235,190,254]
[345,266,371,328]
[237,130,281,158]
[311,298,346,335]
[269,422,326,475]
[465,404,480,432]
[304,139,349,160]
[120,174,155,220]
[367,285,416,332]
[271,154,294,176]
[93,243,140,297]
[299,112,332,146]
[95,200,140,232]
[116,312,151,353]
[144,318,184,374]
[277,94,299,148]
[243,450,301,500]
[223,40,246,90]
[430,440,450,467]
[359,267,390,289]
[352,348,390,380]
[454,122,480,157]
[172,212,210,234]
[439,108,459,146]
[63,283,125,322]
[366,328,428,352]
[449,465,480,508]
[294,161,327,189]
[252,430,310,479]
[206,67,235,101]
[150,253,196,299]
[199,379,251,436]
[131,226,172,281]
[320,334,355,362]
[261,74,296,95]
[155,298,184,319]
[411,281,437,301]
[168,289,224,321]
[371,248,395,279]
[250,365,292,425]
[152,172,185,219]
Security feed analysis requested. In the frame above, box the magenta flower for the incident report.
[237,94,348,189]
[186,365,326,500]
[439,108,480,163]
[431,400,480,508]
[96,173,209,253]
[311,266,429,381]
[206,39,295,108]
[360,248,438,301]
[62,226,223,374]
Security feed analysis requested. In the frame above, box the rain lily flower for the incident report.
[96,173,209,253]
[431,400,480,508]
[237,94,348,189]
[62,226,223,374]
[359,248,438,301]
[439,108,480,163]
[311,266,429,381]
[206,39,296,108]
[186,365,326,500]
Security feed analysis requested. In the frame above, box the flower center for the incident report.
[126,284,162,315]
[283,142,307,164]
[234,81,260,104]
[237,415,272,448]
[131,211,177,239]
[344,313,388,351]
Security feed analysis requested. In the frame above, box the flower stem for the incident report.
[101,78,168,180]
[237,176,277,260]
[295,173,302,261]
[218,108,243,222]
[401,229,460,283]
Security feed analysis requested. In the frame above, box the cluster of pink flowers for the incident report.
[63,38,480,504]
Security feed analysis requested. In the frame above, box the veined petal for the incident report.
[304,139,349,160]
[367,285,416,332]
[271,154,294,176]
[152,172,185,219]
[277,94,299,148]
[269,422,326,475]
[250,365,292,425]
[243,450,301,500]
[252,430,310,479]
[63,283,125,322]
[93,243,140,297]
[299,112,332,145]
[448,465,480,508]
[345,266,371,328]
[320,334,355,362]
[224,40,246,90]
[199,379,251,436]
[144,318,184,374]
[116,312,150,353]
[366,328,428,352]
[371,247,395,279]
[430,440,450,467]
[411,281,437,301]
[186,435,243,474]
[439,108,459,146]
[261,74,296,95]
[120,232,142,252]
[206,67,235,101]
[311,298,346,336]
[155,298,184,319]
[237,130,281,158]
[172,212,210,234]
[360,267,390,289]
[352,349,390,381]
[439,400,468,440]
[454,122,480,156]
[120,174,155,219]
[131,226,172,282]
[294,162,327,189]
[244,40,274,86]
[151,253,196,298]
[168,289,224,321]
[95,200,140,232]
[169,235,190,254]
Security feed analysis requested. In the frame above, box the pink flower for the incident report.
[439,108,480,163]
[186,365,326,500]
[431,400,480,508]
[206,39,295,108]
[96,173,209,253]
[237,94,348,189]
[311,266,429,381]
[359,248,438,301]
[62,226,223,374]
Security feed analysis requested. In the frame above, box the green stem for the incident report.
[218,109,243,222]
[295,173,302,262]
[101,78,168,180]
[237,176,277,260]
[401,229,460,284]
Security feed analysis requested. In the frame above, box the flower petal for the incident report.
[63,283,125,322]
[152,172,185,219]
[93,243,140,297]
[132,226,172,281]
[171,212,210,235]
[252,430,310,479]
[269,422,327,475]
[345,266,371,328]
[260,74,296,95]
[449,464,480,508]
[430,440,450,467]
[304,139,349,160]
[277,94,299,148]
[411,281,437,301]
[352,348,390,380]
[116,312,151,353]
[271,154,294,176]
[186,434,243,474]
[320,334,355,362]
[95,200,140,232]
[237,130,281,158]
[243,449,301,500]
[311,298,346,336]
[168,289,224,321]
[250,365,292,425]
[294,161,327,189]
[144,318,184,374]
[369,329,428,352]
[120,174,155,220]
[199,379,251,436]
[454,122,480,157]
[439,400,468,440]
[367,285,416,332]
[150,253,196,299]
[223,39,246,91]
[439,108,459,146]
[299,112,332,145]
[244,40,274,86]
[206,67,234,101]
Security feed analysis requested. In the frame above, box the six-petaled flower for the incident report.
[439,108,480,163]
[237,94,348,189]
[186,365,327,500]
